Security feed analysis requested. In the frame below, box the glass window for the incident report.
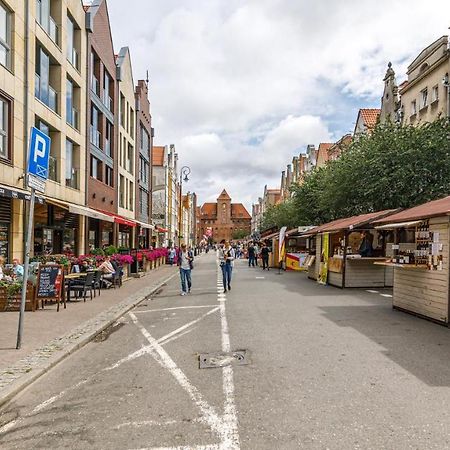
[65,139,73,181]
[66,15,74,65]
[420,89,428,109]
[432,85,439,103]
[119,175,125,207]
[105,165,113,187]
[66,78,73,125]
[90,156,102,181]
[0,96,9,160]
[0,2,11,69]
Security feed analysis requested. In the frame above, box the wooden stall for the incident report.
[306,210,398,288]
[374,196,450,325]
[284,227,315,271]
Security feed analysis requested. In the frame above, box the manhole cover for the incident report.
[199,350,249,369]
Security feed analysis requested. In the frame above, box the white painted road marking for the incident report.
[134,305,218,313]
[380,293,393,298]
[366,290,379,294]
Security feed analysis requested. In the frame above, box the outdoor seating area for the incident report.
[0,247,169,313]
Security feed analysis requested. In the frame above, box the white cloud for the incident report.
[106,0,450,207]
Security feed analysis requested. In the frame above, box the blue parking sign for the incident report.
[28,127,51,180]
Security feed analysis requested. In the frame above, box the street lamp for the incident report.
[178,166,191,246]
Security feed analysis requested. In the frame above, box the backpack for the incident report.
[188,250,194,270]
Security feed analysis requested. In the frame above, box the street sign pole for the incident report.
[16,187,35,349]
[16,127,50,349]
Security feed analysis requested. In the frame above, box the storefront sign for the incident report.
[328,257,344,273]
[36,265,63,300]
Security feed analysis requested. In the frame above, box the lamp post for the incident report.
[178,166,191,247]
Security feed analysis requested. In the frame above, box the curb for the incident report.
[0,270,178,409]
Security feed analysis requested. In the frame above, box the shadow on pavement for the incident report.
[319,304,450,387]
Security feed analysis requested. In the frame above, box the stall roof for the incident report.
[375,196,450,224]
[305,209,398,234]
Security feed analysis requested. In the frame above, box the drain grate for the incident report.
[199,350,250,369]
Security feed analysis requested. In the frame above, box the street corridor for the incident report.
[1,253,450,449]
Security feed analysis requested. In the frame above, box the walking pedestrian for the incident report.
[178,244,193,296]
[220,240,235,292]
[168,247,176,265]
[261,242,270,270]
[248,242,256,267]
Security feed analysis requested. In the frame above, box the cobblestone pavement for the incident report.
[0,266,178,407]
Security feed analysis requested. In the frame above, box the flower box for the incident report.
[0,284,36,312]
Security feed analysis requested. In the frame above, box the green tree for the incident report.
[291,118,450,225]
[232,230,248,240]
[261,199,298,231]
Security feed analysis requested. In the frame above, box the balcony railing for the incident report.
[89,125,101,148]
[102,90,113,111]
[67,107,79,129]
[69,47,78,69]
[36,1,59,45]
[48,156,57,181]
[91,76,99,96]
[65,168,79,190]
[35,73,58,113]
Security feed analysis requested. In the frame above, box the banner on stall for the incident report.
[285,252,309,271]
[318,233,329,284]
[278,226,287,264]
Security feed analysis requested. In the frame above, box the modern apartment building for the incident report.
[116,46,136,248]
[134,79,153,248]
[0,0,90,259]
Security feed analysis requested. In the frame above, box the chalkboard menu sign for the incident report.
[0,223,8,259]
[36,265,63,299]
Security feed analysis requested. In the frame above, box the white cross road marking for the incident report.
[366,290,379,294]
[380,293,393,298]
[255,277,265,279]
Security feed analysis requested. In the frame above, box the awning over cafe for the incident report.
[97,210,136,227]
[44,198,114,222]
[135,220,154,230]
[0,183,45,204]
[156,226,168,233]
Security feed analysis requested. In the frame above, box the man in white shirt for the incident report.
[178,244,193,295]
[219,241,235,293]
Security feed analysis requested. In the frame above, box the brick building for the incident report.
[197,190,251,243]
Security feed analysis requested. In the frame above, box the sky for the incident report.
[106,0,450,212]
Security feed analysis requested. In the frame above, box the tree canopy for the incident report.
[262,118,450,229]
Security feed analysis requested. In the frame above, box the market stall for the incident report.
[306,210,398,288]
[374,196,450,325]
[284,227,315,271]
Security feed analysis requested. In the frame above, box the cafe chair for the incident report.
[68,271,95,302]
[92,270,102,297]
[111,262,123,289]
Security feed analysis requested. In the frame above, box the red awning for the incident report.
[95,209,137,227]
[157,226,168,233]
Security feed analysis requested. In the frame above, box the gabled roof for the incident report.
[201,203,217,217]
[218,189,231,200]
[231,204,251,219]
[407,35,448,73]
[152,146,165,166]
[359,108,380,130]
[375,196,450,224]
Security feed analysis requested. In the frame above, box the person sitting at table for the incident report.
[98,256,115,288]
[12,259,24,279]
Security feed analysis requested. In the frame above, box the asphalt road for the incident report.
[1,252,450,449]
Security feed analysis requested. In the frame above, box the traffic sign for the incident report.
[27,174,46,193]
[28,127,51,181]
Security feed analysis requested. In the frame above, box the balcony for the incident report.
[36,1,59,45]
[67,107,79,130]
[48,156,57,181]
[89,125,101,148]
[35,73,58,113]
[65,168,79,190]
